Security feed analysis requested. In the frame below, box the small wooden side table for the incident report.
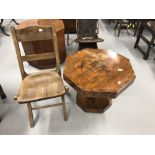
[64,48,135,113]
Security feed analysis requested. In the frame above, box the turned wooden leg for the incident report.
[27,103,34,127]
[61,95,67,121]
[76,93,112,113]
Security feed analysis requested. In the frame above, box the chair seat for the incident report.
[75,37,104,43]
[17,70,65,103]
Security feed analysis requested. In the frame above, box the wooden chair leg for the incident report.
[61,95,67,121]
[143,35,155,60]
[114,20,119,30]
[64,85,69,94]
[27,103,34,127]
[117,23,122,37]
[67,32,69,46]
[134,24,143,48]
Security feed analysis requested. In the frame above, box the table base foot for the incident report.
[76,93,112,113]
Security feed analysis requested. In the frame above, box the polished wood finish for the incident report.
[76,93,112,113]
[11,25,67,127]
[64,48,135,113]
[17,19,66,69]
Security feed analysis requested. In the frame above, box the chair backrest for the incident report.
[76,19,99,39]
[11,25,61,79]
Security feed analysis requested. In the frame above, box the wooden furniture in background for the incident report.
[62,19,76,45]
[0,19,10,36]
[64,48,135,113]
[74,19,104,50]
[63,19,76,33]
[0,19,19,36]
[17,19,66,69]
[114,19,140,37]
[134,20,155,60]
[11,25,68,127]
[12,19,19,25]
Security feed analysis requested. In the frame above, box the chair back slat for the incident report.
[76,19,98,38]
[11,25,60,79]
[21,52,56,62]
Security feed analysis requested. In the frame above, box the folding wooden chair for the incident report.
[11,25,68,127]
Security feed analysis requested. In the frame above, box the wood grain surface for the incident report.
[64,48,135,113]
[64,48,135,98]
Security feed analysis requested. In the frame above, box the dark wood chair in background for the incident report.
[114,19,140,37]
[134,20,155,60]
[62,19,76,45]
[74,19,104,50]
[11,25,68,127]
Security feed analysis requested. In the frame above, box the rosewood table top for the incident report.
[63,48,136,113]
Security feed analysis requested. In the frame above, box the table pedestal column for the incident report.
[76,93,112,113]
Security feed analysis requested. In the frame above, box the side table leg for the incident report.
[76,92,112,113]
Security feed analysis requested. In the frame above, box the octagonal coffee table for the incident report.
[63,48,136,113]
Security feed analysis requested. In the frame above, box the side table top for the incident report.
[63,48,136,98]
[17,19,64,32]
